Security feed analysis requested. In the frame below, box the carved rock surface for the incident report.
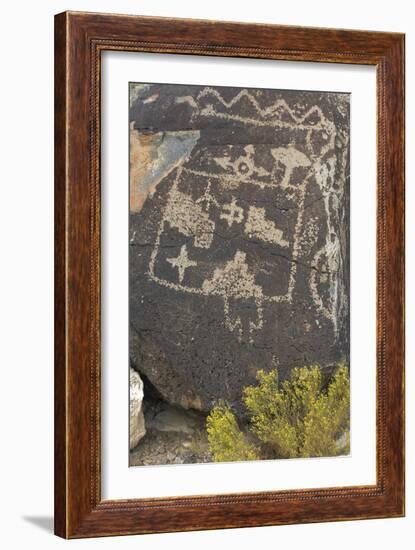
[129,83,350,414]
[129,367,146,449]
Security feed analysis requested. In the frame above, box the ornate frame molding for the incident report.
[55,11,405,538]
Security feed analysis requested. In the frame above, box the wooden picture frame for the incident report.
[54,11,405,538]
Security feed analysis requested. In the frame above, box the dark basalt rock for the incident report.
[129,83,350,415]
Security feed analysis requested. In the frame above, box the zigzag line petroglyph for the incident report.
[198,109,331,132]
[196,88,334,130]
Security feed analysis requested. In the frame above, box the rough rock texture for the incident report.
[129,396,210,466]
[129,83,350,415]
[129,367,146,449]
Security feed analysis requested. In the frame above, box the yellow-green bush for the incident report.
[206,364,350,462]
[206,403,258,462]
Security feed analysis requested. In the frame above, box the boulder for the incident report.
[129,83,350,415]
[150,406,200,435]
[129,368,146,449]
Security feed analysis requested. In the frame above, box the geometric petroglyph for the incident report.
[220,198,244,227]
[167,245,197,283]
[147,155,301,342]
[131,83,349,346]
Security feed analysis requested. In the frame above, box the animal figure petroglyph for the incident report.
[271,147,311,189]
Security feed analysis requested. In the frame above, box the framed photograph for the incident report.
[54,11,405,538]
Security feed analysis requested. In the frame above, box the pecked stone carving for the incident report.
[129,83,350,414]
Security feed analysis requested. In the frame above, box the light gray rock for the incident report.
[151,406,199,435]
[129,368,146,449]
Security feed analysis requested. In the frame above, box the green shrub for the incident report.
[206,403,258,462]
[206,364,350,462]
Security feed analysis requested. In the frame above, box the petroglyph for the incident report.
[167,245,197,283]
[214,145,270,186]
[202,251,264,342]
[163,172,215,249]
[195,180,220,212]
[310,154,348,334]
[298,216,319,256]
[220,198,244,227]
[195,87,335,133]
[143,94,159,104]
[201,250,262,300]
[131,85,348,342]
[271,147,311,189]
[129,83,350,411]
[245,206,289,248]
[175,95,198,108]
